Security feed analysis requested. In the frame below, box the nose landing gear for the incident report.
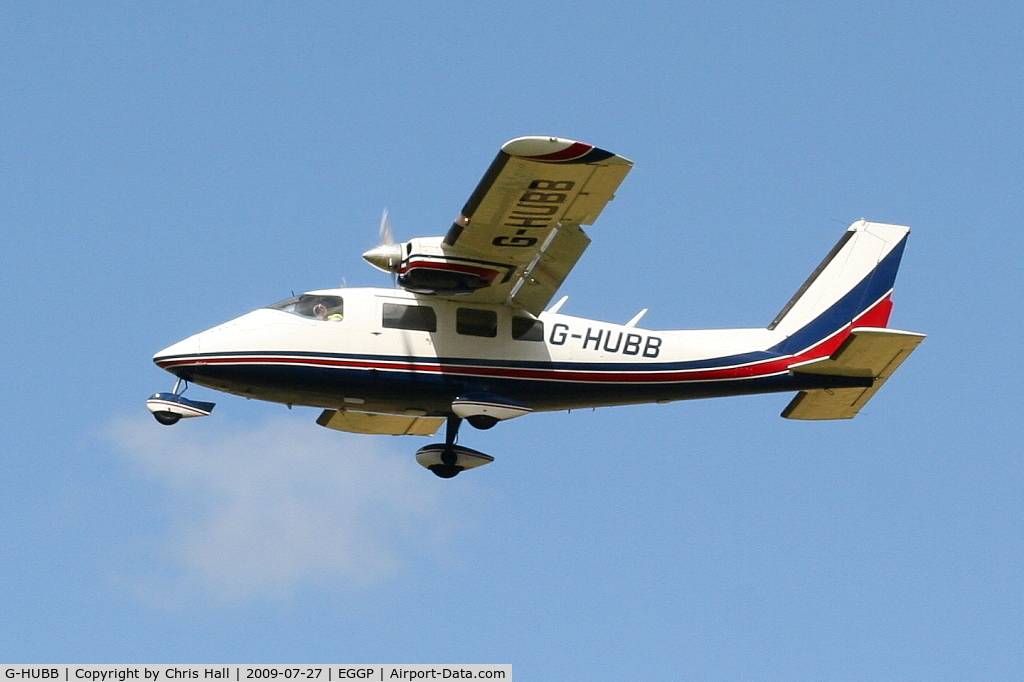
[146,378,216,425]
[415,415,494,478]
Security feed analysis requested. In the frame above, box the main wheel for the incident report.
[428,464,463,478]
[467,415,499,430]
[153,411,181,426]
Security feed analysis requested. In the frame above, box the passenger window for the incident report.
[512,316,544,341]
[382,303,437,332]
[457,308,498,338]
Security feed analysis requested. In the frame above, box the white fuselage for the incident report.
[153,286,875,417]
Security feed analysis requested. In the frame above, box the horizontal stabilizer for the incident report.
[317,409,444,436]
[782,327,925,420]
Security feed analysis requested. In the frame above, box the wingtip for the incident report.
[501,136,629,164]
[502,136,591,158]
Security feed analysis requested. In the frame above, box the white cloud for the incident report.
[108,413,474,603]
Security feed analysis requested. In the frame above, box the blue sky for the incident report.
[1,2,1021,677]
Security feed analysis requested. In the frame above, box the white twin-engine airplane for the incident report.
[149,136,925,478]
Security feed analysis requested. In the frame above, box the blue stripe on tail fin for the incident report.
[769,221,910,355]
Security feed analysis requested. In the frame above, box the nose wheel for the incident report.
[415,415,494,478]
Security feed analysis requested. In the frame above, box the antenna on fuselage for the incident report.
[625,308,648,327]
[548,295,569,314]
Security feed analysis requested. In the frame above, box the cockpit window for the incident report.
[270,295,344,321]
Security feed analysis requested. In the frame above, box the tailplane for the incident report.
[783,327,925,419]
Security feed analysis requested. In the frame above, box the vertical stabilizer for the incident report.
[769,220,909,354]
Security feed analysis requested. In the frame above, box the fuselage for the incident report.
[153,286,887,417]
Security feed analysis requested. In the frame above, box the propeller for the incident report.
[362,208,403,275]
[379,208,394,247]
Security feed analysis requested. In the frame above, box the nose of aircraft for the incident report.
[152,309,266,371]
[152,331,205,370]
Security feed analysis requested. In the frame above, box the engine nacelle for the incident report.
[397,256,503,294]
[363,237,515,295]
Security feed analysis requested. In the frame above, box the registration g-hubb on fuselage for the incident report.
[149,136,925,478]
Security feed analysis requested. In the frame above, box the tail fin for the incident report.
[769,220,910,355]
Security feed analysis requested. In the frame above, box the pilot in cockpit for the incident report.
[274,294,343,321]
[312,298,343,321]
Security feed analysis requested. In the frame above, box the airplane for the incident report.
[148,135,925,478]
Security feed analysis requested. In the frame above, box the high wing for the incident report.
[368,137,632,315]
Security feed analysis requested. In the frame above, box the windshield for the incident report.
[270,294,344,321]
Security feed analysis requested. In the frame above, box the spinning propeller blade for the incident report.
[362,208,403,279]
[379,208,394,246]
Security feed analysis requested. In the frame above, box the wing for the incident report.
[398,136,632,315]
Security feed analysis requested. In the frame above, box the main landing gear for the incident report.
[413,393,533,478]
[414,415,494,478]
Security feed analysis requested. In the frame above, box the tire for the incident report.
[153,411,181,426]
[429,464,463,479]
